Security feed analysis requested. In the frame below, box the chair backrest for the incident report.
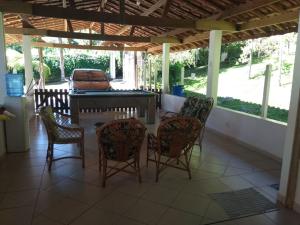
[39,106,58,141]
[96,118,146,161]
[179,96,214,124]
[157,117,203,158]
[195,97,214,123]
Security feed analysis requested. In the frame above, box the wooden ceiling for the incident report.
[1,0,300,53]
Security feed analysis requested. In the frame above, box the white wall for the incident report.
[162,94,286,159]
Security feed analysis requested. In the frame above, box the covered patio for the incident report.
[1,0,300,225]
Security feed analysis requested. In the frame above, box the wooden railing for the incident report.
[34,88,162,113]
[34,89,70,113]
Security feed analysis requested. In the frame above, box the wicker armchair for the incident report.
[96,118,146,187]
[161,96,214,150]
[39,106,85,170]
[147,117,203,182]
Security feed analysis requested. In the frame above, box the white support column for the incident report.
[181,67,185,85]
[279,11,300,211]
[58,38,65,81]
[0,12,7,104]
[206,30,222,102]
[23,35,34,94]
[261,64,272,118]
[162,43,170,93]
[110,52,116,79]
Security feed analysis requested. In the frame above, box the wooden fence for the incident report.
[34,88,162,113]
[34,89,70,113]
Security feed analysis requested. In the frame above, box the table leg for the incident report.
[70,98,79,124]
[137,107,145,117]
[147,96,156,124]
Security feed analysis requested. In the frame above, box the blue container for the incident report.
[5,74,24,97]
[172,85,184,96]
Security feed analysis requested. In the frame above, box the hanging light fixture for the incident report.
[136,0,141,7]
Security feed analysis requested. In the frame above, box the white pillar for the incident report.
[206,30,222,102]
[261,64,272,118]
[0,12,7,156]
[110,52,116,79]
[162,43,170,93]
[23,35,34,95]
[181,67,185,85]
[279,11,300,211]
[0,12,7,104]
[58,38,65,81]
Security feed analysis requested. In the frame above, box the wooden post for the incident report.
[206,30,222,103]
[58,38,65,81]
[261,64,272,118]
[162,43,170,93]
[38,47,45,89]
[23,35,34,95]
[181,66,185,85]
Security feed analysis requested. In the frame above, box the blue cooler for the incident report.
[5,74,24,97]
[172,85,184,96]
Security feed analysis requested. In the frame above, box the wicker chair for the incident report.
[147,116,203,182]
[39,106,85,170]
[96,118,146,187]
[162,96,214,150]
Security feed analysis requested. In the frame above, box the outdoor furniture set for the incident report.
[39,96,213,187]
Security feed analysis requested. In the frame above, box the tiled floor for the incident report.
[0,111,299,225]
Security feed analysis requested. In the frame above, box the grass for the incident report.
[184,90,288,123]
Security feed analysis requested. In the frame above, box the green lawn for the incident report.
[184,90,288,123]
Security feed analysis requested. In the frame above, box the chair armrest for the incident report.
[160,111,178,121]
[58,113,71,118]
[53,121,84,134]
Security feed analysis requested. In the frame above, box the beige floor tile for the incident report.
[32,215,63,225]
[114,180,153,197]
[69,167,102,184]
[35,190,65,214]
[171,192,211,216]
[192,170,222,180]
[223,166,252,176]
[47,178,111,205]
[6,175,42,192]
[241,171,280,187]
[183,178,232,195]
[114,216,147,225]
[95,191,139,215]
[157,208,202,225]
[41,197,89,224]
[0,190,38,209]
[125,199,168,225]
[220,176,253,190]
[70,208,117,225]
[198,162,228,175]
[0,206,33,225]
[141,185,179,206]
[204,201,229,222]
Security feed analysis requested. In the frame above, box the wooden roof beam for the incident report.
[0,1,195,28]
[32,42,147,51]
[240,10,299,31]
[4,27,181,44]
